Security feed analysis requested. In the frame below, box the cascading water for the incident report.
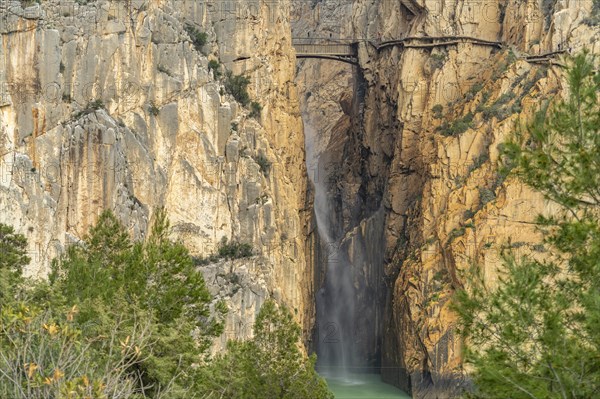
[299,46,409,398]
[304,121,356,381]
[315,241,357,380]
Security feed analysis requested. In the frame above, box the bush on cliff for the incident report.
[224,70,251,106]
[454,51,600,398]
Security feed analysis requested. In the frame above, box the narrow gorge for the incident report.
[1,0,599,398]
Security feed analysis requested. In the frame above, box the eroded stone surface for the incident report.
[295,0,599,397]
[0,0,313,353]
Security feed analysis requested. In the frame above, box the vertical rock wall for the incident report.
[0,0,313,351]
[354,0,599,397]
[295,0,599,397]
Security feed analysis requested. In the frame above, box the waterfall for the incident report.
[304,121,357,381]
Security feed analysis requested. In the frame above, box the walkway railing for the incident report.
[291,37,565,66]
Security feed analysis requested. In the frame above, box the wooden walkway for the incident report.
[292,36,565,66]
[375,35,503,50]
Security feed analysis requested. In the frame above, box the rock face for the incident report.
[367,1,598,395]
[295,0,600,397]
[3,0,600,396]
[0,0,314,351]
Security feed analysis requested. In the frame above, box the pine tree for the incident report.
[0,224,30,304]
[46,209,223,398]
[454,52,600,398]
[199,300,334,399]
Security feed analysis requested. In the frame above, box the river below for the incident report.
[323,373,411,398]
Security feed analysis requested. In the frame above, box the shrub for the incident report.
[494,92,516,106]
[520,67,547,95]
[479,187,496,205]
[437,112,474,136]
[217,237,253,259]
[89,99,103,110]
[185,25,208,52]
[468,153,489,174]
[432,104,443,119]
[224,70,251,105]
[208,60,221,78]
[490,51,517,81]
[20,0,40,6]
[157,65,172,76]
[470,83,484,94]
[476,91,492,113]
[430,53,447,70]
[194,237,253,265]
[253,154,271,175]
[464,209,476,220]
[73,99,104,119]
[542,0,556,28]
[447,227,466,245]
[480,92,520,121]
[249,101,262,119]
[584,2,600,26]
[148,101,160,116]
[481,103,502,120]
[432,269,449,284]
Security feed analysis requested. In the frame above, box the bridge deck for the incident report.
[293,43,356,57]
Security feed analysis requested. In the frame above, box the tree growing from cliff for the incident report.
[454,51,600,398]
[198,300,333,399]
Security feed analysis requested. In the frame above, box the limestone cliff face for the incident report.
[4,0,600,395]
[0,0,313,350]
[297,0,600,397]
[350,0,600,398]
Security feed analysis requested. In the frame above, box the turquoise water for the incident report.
[324,373,411,399]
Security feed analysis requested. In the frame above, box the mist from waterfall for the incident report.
[304,121,357,381]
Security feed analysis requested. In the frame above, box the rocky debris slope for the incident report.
[0,0,313,351]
